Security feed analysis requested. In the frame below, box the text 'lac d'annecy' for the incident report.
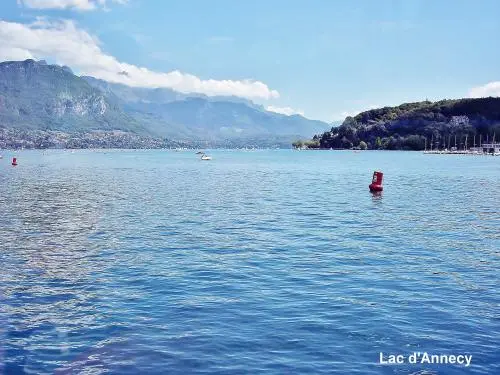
[379,352,472,367]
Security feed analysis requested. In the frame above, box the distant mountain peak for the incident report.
[61,65,73,74]
[0,60,330,144]
[0,59,140,134]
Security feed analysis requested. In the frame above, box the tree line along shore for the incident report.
[294,97,500,151]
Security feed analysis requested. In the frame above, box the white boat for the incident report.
[201,154,212,160]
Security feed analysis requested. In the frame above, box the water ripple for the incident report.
[0,150,499,374]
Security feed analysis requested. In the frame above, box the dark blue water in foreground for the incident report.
[0,150,499,375]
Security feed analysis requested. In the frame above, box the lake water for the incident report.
[0,150,499,375]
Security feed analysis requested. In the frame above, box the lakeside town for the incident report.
[0,128,290,150]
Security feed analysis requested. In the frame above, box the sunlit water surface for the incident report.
[0,150,499,375]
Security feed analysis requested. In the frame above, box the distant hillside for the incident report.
[300,98,500,150]
[126,96,328,140]
[0,59,146,134]
[0,60,330,147]
[82,76,329,141]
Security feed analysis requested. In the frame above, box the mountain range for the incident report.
[0,59,330,146]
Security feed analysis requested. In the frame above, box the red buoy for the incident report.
[12,157,18,166]
[369,171,383,192]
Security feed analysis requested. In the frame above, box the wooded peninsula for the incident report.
[295,97,500,150]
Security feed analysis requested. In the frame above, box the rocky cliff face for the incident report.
[0,59,142,133]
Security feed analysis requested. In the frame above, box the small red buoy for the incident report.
[12,157,18,166]
[369,171,383,192]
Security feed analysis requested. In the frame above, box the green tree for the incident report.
[403,135,425,150]
[343,116,357,127]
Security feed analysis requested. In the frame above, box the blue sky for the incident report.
[1,0,499,121]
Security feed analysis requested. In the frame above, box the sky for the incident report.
[0,0,499,122]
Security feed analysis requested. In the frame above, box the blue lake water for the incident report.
[0,150,499,375]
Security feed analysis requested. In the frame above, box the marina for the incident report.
[423,133,500,155]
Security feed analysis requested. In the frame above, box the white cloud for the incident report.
[0,19,279,100]
[266,105,304,116]
[0,46,34,61]
[469,81,500,98]
[17,0,127,11]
